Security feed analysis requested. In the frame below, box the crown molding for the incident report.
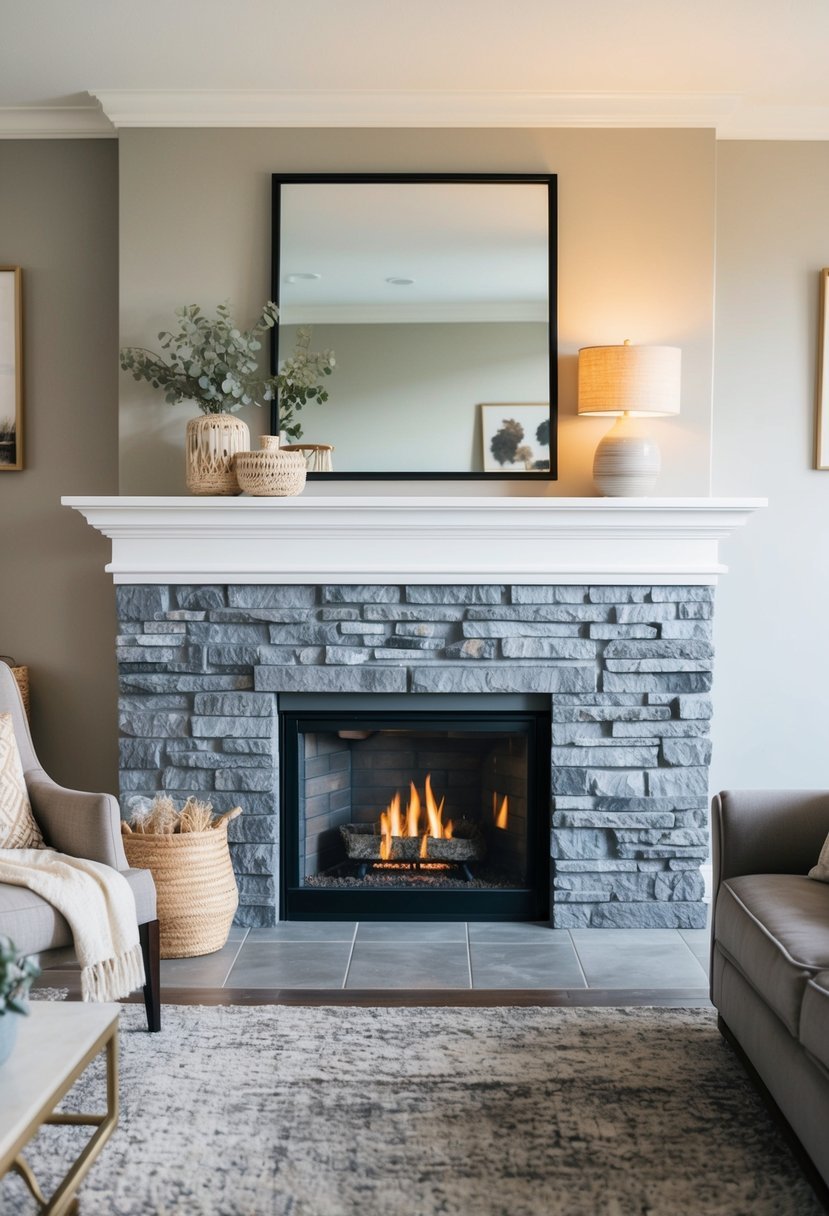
[0,105,114,138]
[282,302,548,326]
[92,89,738,130]
[5,91,829,140]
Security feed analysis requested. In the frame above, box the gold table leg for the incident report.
[10,1028,119,1215]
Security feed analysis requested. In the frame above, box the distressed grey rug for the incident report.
[3,1003,821,1216]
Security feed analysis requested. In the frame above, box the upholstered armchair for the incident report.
[0,663,160,1030]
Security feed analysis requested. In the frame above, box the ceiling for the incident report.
[3,0,829,138]
[278,181,549,322]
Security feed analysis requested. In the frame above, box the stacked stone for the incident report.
[116,582,714,928]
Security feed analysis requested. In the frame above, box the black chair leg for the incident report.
[139,919,161,1032]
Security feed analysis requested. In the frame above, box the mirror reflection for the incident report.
[271,176,556,478]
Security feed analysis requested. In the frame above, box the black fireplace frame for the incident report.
[279,707,551,921]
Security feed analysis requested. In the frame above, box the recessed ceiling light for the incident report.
[386,276,415,286]
[286,272,322,284]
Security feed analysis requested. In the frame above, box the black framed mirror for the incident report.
[270,173,557,480]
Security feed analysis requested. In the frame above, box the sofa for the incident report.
[711,790,829,1192]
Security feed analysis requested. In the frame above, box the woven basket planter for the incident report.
[122,808,241,958]
[234,435,307,497]
[1,657,29,719]
[185,413,250,495]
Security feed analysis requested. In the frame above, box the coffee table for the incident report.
[0,1002,119,1215]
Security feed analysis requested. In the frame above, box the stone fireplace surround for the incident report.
[64,495,764,931]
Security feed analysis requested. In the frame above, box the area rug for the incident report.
[3,1003,822,1216]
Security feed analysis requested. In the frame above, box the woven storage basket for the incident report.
[122,808,241,958]
[1,657,29,719]
[234,435,307,497]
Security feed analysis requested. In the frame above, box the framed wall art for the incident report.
[480,402,551,473]
[0,267,23,472]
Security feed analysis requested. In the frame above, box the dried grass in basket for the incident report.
[122,799,242,959]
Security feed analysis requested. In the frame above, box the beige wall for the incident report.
[710,141,829,791]
[119,128,716,495]
[0,140,120,791]
[0,127,723,797]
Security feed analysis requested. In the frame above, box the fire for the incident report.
[492,792,509,830]
[379,774,454,860]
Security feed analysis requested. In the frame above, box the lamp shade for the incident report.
[577,343,681,417]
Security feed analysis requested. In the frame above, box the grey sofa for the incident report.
[0,662,160,1030]
[711,790,829,1192]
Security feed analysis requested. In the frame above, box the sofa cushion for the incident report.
[800,969,829,1074]
[715,874,829,1036]
[0,867,157,957]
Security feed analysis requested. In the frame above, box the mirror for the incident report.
[271,174,557,480]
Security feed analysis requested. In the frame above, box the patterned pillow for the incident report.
[808,832,829,882]
[0,712,44,848]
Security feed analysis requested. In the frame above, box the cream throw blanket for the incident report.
[0,848,145,1002]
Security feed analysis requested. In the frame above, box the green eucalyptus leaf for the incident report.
[119,303,333,420]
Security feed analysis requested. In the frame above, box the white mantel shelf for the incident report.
[61,496,766,586]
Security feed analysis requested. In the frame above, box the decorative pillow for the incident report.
[0,712,44,848]
[808,831,829,882]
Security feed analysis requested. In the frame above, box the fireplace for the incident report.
[280,697,549,920]
[67,494,765,930]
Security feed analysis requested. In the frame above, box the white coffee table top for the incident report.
[0,1002,119,1168]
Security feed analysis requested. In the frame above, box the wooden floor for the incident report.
[37,979,713,1009]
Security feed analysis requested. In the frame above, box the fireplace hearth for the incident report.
[280,705,549,920]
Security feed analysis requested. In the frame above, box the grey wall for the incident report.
[710,141,829,792]
[118,127,716,496]
[0,140,120,791]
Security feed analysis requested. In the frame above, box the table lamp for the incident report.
[577,340,681,496]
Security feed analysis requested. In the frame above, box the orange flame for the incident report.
[377,774,455,856]
[406,782,421,838]
[388,792,404,838]
[425,774,443,838]
[493,793,509,830]
[379,808,391,860]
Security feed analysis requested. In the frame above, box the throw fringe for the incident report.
[81,942,146,1003]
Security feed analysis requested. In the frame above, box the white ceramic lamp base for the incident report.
[593,414,661,497]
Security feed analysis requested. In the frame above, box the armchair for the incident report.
[0,663,160,1030]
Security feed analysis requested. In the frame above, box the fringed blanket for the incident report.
[0,848,145,1002]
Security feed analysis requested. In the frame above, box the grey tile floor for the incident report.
[153,923,711,992]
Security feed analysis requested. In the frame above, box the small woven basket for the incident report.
[234,435,307,497]
[122,808,241,958]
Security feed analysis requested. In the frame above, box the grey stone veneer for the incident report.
[116,583,714,929]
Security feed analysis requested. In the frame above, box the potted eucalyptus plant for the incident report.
[0,935,39,1065]
[120,301,334,494]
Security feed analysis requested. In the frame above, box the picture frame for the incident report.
[480,403,551,474]
[0,267,23,472]
[816,268,829,470]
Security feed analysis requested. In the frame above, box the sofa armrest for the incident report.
[26,768,129,871]
[712,790,829,889]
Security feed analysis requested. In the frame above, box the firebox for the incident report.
[280,695,550,920]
